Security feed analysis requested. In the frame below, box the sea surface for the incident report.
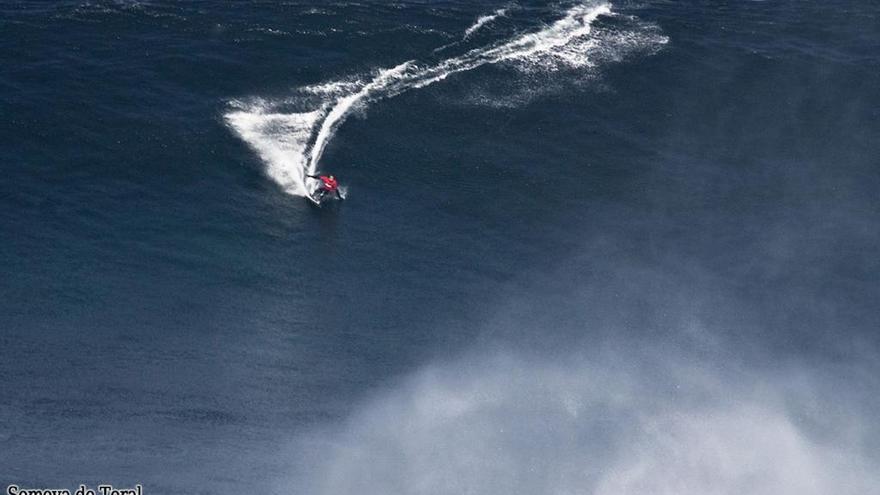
[2,1,879,494]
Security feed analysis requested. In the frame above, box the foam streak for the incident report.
[463,8,508,39]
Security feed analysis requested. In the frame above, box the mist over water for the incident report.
[287,192,880,494]
[291,348,879,495]
[1,0,879,494]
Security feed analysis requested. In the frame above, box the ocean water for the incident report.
[1,1,879,494]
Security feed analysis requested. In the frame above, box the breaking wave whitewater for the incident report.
[225,2,666,197]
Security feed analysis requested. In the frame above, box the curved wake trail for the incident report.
[226,2,663,198]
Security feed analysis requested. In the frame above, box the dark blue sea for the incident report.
[2,1,879,494]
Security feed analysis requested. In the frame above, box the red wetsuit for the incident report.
[308,173,343,201]
[319,175,338,192]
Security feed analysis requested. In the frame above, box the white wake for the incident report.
[225,2,665,198]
